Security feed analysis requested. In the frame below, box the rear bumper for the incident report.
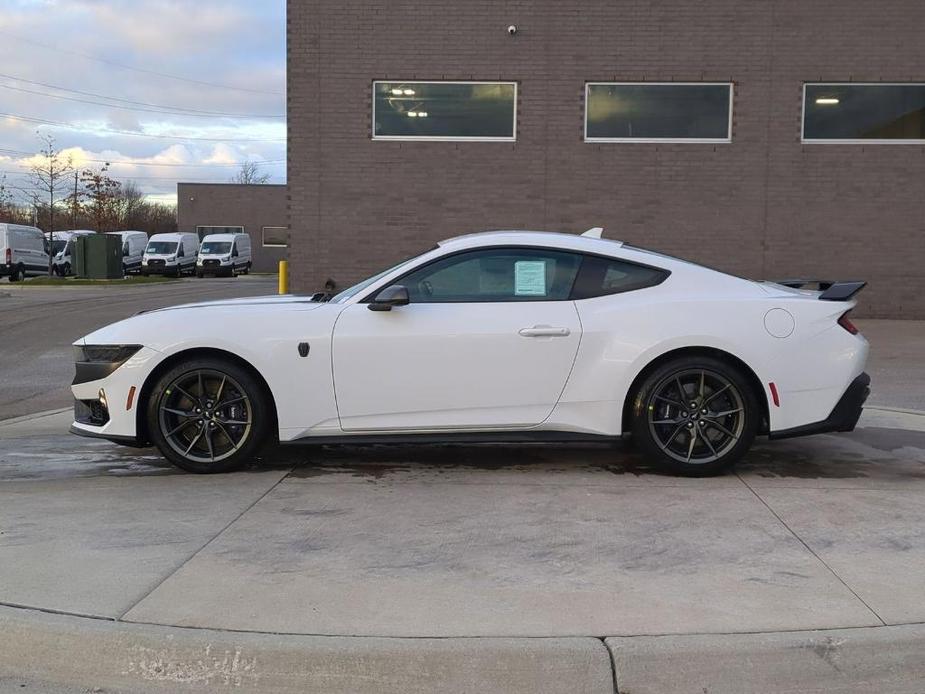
[769,372,870,440]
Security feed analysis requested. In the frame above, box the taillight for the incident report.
[4,248,10,265]
[838,310,859,335]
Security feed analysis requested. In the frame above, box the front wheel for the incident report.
[146,358,271,473]
[630,356,759,476]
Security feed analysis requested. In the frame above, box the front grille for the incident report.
[203,259,220,267]
[74,398,110,426]
[147,259,166,268]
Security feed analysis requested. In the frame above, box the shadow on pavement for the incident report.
[1,425,923,483]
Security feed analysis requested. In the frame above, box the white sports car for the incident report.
[71,229,870,476]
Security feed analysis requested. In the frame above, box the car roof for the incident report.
[438,230,624,251]
[202,233,246,241]
[148,233,196,240]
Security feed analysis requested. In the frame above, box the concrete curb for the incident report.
[0,605,614,694]
[607,624,925,693]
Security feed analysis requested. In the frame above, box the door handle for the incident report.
[518,326,571,338]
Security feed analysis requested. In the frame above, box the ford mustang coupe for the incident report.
[70,229,870,476]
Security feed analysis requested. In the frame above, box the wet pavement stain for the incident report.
[3,424,924,483]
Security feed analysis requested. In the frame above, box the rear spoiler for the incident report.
[772,279,867,301]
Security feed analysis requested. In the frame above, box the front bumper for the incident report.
[70,345,161,443]
[769,372,871,440]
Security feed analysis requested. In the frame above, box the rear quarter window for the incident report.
[571,255,669,299]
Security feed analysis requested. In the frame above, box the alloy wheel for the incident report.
[646,368,746,465]
[157,369,253,464]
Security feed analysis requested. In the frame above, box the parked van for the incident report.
[196,233,252,277]
[107,231,148,275]
[2,224,50,282]
[48,230,95,276]
[142,233,199,277]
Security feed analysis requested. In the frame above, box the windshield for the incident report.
[146,241,178,255]
[329,249,435,303]
[200,242,232,255]
[51,240,67,255]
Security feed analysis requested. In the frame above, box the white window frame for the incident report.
[372,80,518,142]
[801,82,925,144]
[262,226,289,248]
[584,82,734,144]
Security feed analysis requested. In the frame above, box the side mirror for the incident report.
[368,284,410,311]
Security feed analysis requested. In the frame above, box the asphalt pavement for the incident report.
[0,276,277,420]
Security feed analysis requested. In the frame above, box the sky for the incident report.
[0,0,286,205]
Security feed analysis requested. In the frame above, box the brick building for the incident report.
[176,183,288,273]
[287,0,925,317]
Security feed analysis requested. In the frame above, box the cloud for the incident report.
[0,0,286,203]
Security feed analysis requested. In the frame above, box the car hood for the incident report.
[75,295,329,348]
[144,295,322,313]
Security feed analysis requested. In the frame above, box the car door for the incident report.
[332,247,584,431]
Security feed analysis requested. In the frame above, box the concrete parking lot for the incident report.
[1,286,924,693]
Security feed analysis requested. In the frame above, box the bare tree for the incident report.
[117,181,147,229]
[0,175,16,222]
[231,160,271,185]
[28,134,74,275]
[80,164,122,233]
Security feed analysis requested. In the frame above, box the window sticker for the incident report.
[514,260,547,296]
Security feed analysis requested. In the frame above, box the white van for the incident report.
[107,231,148,275]
[2,224,50,282]
[142,233,199,277]
[47,230,95,276]
[196,233,252,277]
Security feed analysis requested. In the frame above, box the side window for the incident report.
[398,248,583,303]
[571,255,668,299]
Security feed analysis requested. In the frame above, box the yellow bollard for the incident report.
[278,260,289,295]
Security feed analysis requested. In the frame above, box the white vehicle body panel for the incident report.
[332,301,581,430]
[143,232,199,275]
[1,224,50,278]
[197,233,252,275]
[71,231,869,445]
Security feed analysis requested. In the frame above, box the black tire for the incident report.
[243,262,250,275]
[630,355,759,477]
[145,357,271,473]
[141,270,149,277]
[62,262,71,277]
[10,264,25,282]
[196,270,204,278]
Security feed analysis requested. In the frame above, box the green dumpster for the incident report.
[73,234,123,279]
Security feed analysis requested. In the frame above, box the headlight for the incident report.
[74,345,143,364]
[73,345,143,386]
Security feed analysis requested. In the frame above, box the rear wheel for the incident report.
[9,264,25,282]
[630,356,759,476]
[146,358,271,473]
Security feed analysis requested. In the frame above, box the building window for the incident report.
[373,81,517,141]
[196,225,243,241]
[802,83,925,142]
[585,83,733,143]
[262,226,288,247]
